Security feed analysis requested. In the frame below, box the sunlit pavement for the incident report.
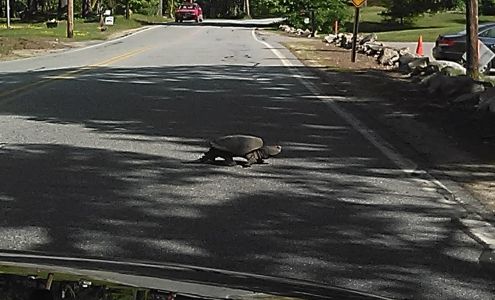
[0,23,493,299]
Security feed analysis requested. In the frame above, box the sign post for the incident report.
[351,0,366,62]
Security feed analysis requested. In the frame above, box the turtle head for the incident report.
[260,145,282,158]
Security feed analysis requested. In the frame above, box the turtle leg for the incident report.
[197,148,217,163]
[243,152,258,168]
[222,154,237,166]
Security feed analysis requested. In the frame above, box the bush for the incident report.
[281,0,349,32]
[481,0,495,15]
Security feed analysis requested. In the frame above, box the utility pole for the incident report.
[158,0,163,16]
[67,0,74,38]
[466,0,479,79]
[6,0,11,29]
[125,0,130,19]
[245,0,251,18]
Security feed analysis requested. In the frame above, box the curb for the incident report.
[452,216,495,272]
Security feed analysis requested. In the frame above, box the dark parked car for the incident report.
[433,23,495,72]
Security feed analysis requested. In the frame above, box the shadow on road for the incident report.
[0,65,493,299]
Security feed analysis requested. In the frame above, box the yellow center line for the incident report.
[0,47,151,104]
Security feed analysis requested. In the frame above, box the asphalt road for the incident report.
[0,24,493,299]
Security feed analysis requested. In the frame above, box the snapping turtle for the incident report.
[195,135,282,167]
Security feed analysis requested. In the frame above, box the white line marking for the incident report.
[251,29,418,174]
[251,29,495,252]
[67,26,159,54]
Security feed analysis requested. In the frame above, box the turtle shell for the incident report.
[210,135,264,156]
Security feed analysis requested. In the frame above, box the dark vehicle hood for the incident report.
[0,252,392,300]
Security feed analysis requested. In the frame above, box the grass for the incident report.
[0,14,170,41]
[344,6,495,42]
[0,264,138,299]
[0,14,171,57]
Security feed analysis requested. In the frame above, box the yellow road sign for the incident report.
[352,0,366,7]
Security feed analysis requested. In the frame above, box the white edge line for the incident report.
[67,25,158,54]
[251,29,495,254]
[250,28,417,174]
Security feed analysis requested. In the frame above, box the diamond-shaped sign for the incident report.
[352,0,366,7]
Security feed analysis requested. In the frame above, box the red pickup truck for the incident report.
[175,2,203,23]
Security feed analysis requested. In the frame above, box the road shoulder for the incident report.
[259,29,495,270]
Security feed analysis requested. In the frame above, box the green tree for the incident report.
[251,0,284,18]
[382,0,464,24]
[280,0,349,32]
[481,0,495,15]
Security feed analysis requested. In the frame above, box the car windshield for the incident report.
[0,2,494,300]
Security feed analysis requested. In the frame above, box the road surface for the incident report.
[0,24,493,299]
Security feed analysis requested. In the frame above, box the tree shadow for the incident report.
[0,64,493,299]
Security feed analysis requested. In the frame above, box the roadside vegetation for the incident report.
[356,6,495,42]
[0,14,168,57]
[278,0,495,42]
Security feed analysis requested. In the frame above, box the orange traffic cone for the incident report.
[416,35,424,57]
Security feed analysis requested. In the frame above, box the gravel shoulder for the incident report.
[263,31,495,218]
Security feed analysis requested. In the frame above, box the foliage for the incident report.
[381,0,464,24]
[481,0,495,15]
[251,0,285,18]
[280,0,349,32]
[127,0,159,15]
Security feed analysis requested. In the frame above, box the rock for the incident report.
[429,60,467,75]
[422,74,485,97]
[478,87,495,112]
[399,47,411,56]
[296,28,304,36]
[407,57,430,71]
[451,93,480,105]
[364,42,383,52]
[338,33,354,49]
[360,33,377,45]
[398,53,417,73]
[378,47,400,65]
[441,66,465,76]
[323,34,337,43]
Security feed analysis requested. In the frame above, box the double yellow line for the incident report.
[0,47,150,104]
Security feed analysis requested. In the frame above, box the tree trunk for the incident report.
[158,0,163,16]
[82,0,90,17]
[125,0,129,19]
[244,0,250,18]
[67,0,73,38]
[466,0,479,79]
